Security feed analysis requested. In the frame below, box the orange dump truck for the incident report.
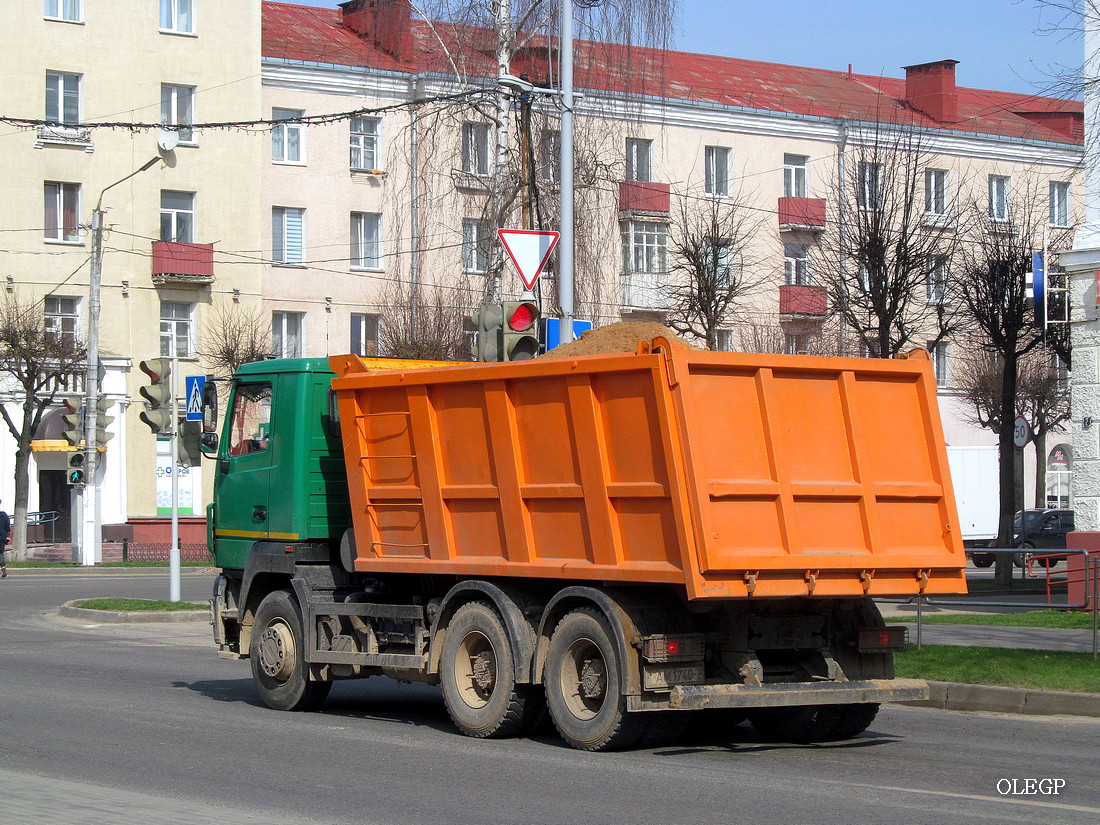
[209,338,966,750]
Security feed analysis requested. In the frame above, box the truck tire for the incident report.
[544,607,647,751]
[251,590,331,712]
[825,703,879,740]
[440,602,541,739]
[749,704,841,743]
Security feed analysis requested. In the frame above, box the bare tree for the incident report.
[0,293,86,558]
[198,301,272,379]
[379,280,476,361]
[817,122,964,357]
[952,175,1075,582]
[663,191,768,349]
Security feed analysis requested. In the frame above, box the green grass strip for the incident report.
[75,598,207,612]
[886,611,1099,629]
[7,560,211,568]
[895,644,1099,693]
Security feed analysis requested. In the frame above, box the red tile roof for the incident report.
[262,1,1081,146]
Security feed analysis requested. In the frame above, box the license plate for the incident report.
[643,664,705,691]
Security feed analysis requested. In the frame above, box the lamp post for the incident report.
[77,155,163,566]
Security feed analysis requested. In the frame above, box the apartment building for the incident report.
[0,0,263,542]
[0,0,1083,545]
[260,1,1082,507]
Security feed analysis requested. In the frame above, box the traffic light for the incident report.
[138,358,174,434]
[177,418,202,467]
[473,303,504,362]
[94,395,115,447]
[67,451,86,486]
[501,300,540,361]
[61,397,84,447]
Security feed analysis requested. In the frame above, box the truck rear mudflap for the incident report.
[639,678,928,711]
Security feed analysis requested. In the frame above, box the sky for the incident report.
[272,0,1084,98]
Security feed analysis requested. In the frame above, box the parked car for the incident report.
[968,509,1074,568]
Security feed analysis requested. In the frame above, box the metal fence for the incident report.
[119,541,212,562]
[881,548,1099,660]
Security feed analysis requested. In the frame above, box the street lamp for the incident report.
[77,154,165,566]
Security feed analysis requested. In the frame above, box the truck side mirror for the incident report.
[202,376,219,433]
[200,431,219,456]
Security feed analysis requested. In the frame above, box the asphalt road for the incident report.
[2,570,1099,825]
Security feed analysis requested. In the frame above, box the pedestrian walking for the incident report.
[0,500,9,577]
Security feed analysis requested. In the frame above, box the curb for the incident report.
[901,680,1100,718]
[59,600,210,624]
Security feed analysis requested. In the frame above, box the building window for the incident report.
[272,311,304,358]
[461,122,490,176]
[272,108,304,164]
[272,207,305,265]
[462,218,491,273]
[45,296,79,346]
[350,117,380,171]
[44,181,81,243]
[1050,181,1070,227]
[783,154,808,198]
[45,72,80,125]
[857,162,882,210]
[351,212,382,269]
[925,169,948,215]
[160,190,195,243]
[784,243,811,285]
[621,220,668,273]
[715,329,733,352]
[989,175,1010,221]
[705,240,734,286]
[704,146,730,197]
[351,313,381,357]
[540,129,561,183]
[160,301,194,358]
[785,333,812,355]
[626,138,652,182]
[161,84,195,144]
[44,0,81,23]
[159,0,194,34]
[928,341,950,387]
[927,255,949,304]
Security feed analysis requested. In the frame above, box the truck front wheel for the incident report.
[544,608,647,751]
[251,590,331,711]
[440,602,541,739]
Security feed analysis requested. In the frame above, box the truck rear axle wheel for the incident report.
[251,590,331,712]
[544,608,647,752]
[440,602,541,739]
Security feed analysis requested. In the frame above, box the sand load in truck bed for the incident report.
[329,338,967,600]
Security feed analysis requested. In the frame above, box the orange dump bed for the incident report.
[329,340,967,600]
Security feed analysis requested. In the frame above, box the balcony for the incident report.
[621,272,669,311]
[35,125,94,152]
[778,197,826,232]
[779,284,828,317]
[151,241,215,286]
[619,181,670,214]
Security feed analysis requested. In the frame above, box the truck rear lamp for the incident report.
[641,634,705,662]
[857,627,909,653]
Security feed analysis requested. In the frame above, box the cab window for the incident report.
[228,383,272,457]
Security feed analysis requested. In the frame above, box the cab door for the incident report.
[212,380,275,570]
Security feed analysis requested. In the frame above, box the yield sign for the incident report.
[497,229,559,291]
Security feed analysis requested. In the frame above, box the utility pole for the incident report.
[558,0,576,343]
[76,156,163,565]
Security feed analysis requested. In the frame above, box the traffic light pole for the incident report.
[78,207,104,566]
[169,354,181,602]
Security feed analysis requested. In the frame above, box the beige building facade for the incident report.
[1,0,263,543]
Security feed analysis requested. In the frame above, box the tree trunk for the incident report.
[1033,430,1047,509]
[10,440,32,562]
[995,354,1018,585]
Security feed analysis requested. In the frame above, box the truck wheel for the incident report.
[440,602,541,739]
[971,553,994,568]
[544,608,647,751]
[251,590,331,712]
[825,703,879,740]
[749,704,841,743]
